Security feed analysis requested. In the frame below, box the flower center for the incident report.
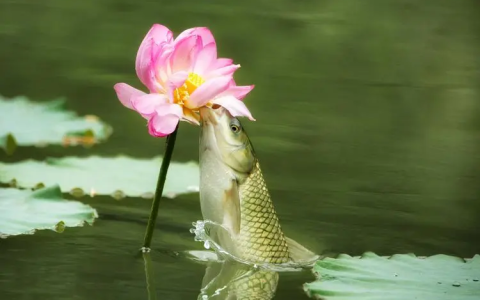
[173,73,205,106]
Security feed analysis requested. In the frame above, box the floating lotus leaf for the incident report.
[0,155,199,199]
[0,95,112,153]
[0,185,98,238]
[304,252,480,300]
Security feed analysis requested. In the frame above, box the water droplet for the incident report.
[473,278,479,282]
[85,115,100,122]
[187,185,200,192]
[452,282,461,287]
[141,192,154,199]
[204,240,210,249]
[70,187,84,198]
[36,141,48,148]
[54,221,65,233]
[8,179,17,187]
[4,133,16,155]
[111,190,125,200]
[164,192,176,198]
[34,182,45,190]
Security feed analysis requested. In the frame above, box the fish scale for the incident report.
[236,160,290,264]
[230,269,279,300]
[200,261,280,300]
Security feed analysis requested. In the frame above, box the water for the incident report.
[1,0,480,299]
[189,220,318,271]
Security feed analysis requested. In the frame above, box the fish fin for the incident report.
[285,236,320,266]
[222,179,241,236]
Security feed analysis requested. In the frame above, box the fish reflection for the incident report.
[198,259,278,300]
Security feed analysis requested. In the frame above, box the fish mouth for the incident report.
[200,105,228,157]
[200,105,226,126]
[199,107,218,155]
[200,107,217,126]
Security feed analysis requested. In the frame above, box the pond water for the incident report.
[1,0,480,299]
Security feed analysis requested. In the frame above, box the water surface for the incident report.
[1,0,480,299]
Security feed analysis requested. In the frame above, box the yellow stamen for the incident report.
[173,73,205,106]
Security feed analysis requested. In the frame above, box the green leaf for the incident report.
[304,252,480,300]
[0,185,98,238]
[0,155,199,199]
[0,95,112,153]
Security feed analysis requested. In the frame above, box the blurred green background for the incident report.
[0,0,479,299]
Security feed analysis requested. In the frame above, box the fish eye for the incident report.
[230,124,241,133]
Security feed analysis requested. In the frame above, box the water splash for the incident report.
[189,220,317,272]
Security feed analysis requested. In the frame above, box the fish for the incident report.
[199,106,318,265]
[199,260,279,300]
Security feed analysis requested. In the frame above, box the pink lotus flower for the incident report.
[114,24,255,137]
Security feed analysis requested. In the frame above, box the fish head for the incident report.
[200,106,255,176]
[199,105,255,248]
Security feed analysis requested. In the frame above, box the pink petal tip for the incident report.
[114,83,146,110]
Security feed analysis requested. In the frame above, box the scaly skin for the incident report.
[221,161,286,299]
[200,261,279,300]
[230,269,278,300]
[236,160,290,264]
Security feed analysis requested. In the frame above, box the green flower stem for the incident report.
[142,125,179,250]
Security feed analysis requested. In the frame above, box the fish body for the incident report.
[235,160,289,263]
[199,107,317,265]
[199,260,278,300]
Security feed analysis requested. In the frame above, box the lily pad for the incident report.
[0,95,112,152]
[0,155,199,199]
[304,252,480,300]
[0,185,98,238]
